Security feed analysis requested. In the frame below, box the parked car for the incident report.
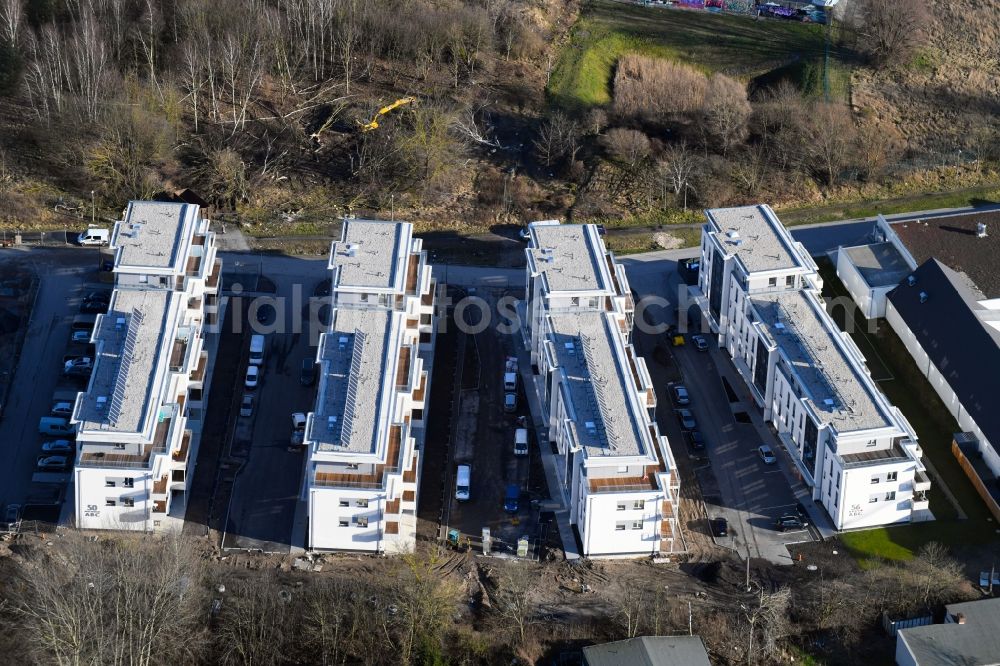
[77,227,109,246]
[51,401,74,416]
[687,430,706,451]
[758,444,776,464]
[775,515,805,532]
[290,412,307,447]
[5,504,21,523]
[503,392,517,413]
[71,329,91,343]
[503,484,520,513]
[245,365,260,389]
[794,502,811,527]
[676,408,697,430]
[455,465,471,502]
[518,227,530,241]
[64,357,93,372]
[41,439,74,454]
[300,358,316,386]
[671,384,690,406]
[710,517,728,538]
[36,455,70,470]
[39,417,74,436]
[239,394,254,418]
[83,290,111,304]
[79,300,108,314]
[691,334,709,352]
[514,428,529,456]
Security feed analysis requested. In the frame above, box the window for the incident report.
[153,520,161,527]
[114,443,126,450]
[106,499,116,507]
[768,277,777,287]
[616,502,627,512]
[356,499,368,508]
[833,491,839,508]
[786,275,795,287]
[339,499,350,507]
[633,500,645,510]
[339,518,349,528]
[617,465,628,474]
[105,479,116,487]
[631,521,643,530]
[885,491,896,501]
[123,478,134,488]
[886,471,898,482]
[869,495,878,504]
[871,475,880,484]
[615,522,626,531]
[355,516,369,528]
[570,297,580,306]
[346,463,360,470]
[122,498,134,508]
[866,439,877,448]
[139,275,149,284]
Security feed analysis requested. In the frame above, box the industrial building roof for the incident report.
[842,242,912,288]
[751,289,893,433]
[75,288,178,435]
[528,223,613,294]
[548,310,651,459]
[113,201,197,271]
[893,211,1000,298]
[706,205,808,274]
[308,307,402,456]
[583,636,711,666]
[898,598,1000,666]
[328,220,409,291]
[887,259,1000,459]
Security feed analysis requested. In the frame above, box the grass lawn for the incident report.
[548,0,850,108]
[815,259,1000,562]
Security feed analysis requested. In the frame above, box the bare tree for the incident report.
[391,554,461,664]
[701,73,751,155]
[731,143,770,196]
[849,0,930,66]
[217,573,292,666]
[491,569,538,645]
[10,532,206,666]
[659,141,701,208]
[856,115,903,180]
[608,580,647,639]
[800,102,858,187]
[0,0,22,45]
[601,128,651,171]
[533,111,580,168]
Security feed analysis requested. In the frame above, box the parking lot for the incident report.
[0,247,110,525]
[444,288,551,557]
[623,253,820,564]
[219,254,327,553]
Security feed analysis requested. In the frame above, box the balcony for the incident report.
[172,469,185,484]
[170,338,189,371]
[912,492,929,512]
[396,347,411,388]
[413,373,426,402]
[385,498,401,515]
[153,500,166,513]
[405,255,419,294]
[78,418,172,468]
[190,351,208,383]
[913,470,931,493]
[312,425,403,490]
[206,259,221,290]
[185,254,203,276]
[385,521,400,535]
[192,234,206,246]
[171,430,191,463]
[402,490,415,503]
[660,518,673,539]
[153,474,168,495]
[587,467,660,494]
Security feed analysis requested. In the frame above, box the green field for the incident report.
[548,0,850,108]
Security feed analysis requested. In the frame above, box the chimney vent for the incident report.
[956,612,966,625]
[907,275,917,287]
[919,291,928,304]
[977,222,987,238]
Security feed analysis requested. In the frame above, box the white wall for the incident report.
[836,249,880,319]
[582,489,663,557]
[830,459,917,530]
[309,488,385,551]
[75,467,152,531]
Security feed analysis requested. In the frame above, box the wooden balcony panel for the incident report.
[153,500,166,513]
[153,474,168,495]
[206,260,221,289]
[421,290,433,306]
[402,490,415,502]
[170,339,188,369]
[413,374,427,402]
[385,499,401,515]
[172,469,185,483]
[396,347,411,388]
[192,234,206,246]
[190,352,208,382]
[385,521,399,535]
[405,255,419,293]
[660,520,673,539]
[587,472,658,493]
[185,255,202,276]
[172,430,191,462]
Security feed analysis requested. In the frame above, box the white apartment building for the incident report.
[525,221,680,557]
[72,201,221,531]
[696,205,930,530]
[303,220,435,553]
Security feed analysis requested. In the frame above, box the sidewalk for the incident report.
[515,327,580,561]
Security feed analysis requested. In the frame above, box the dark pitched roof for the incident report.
[582,636,712,666]
[898,598,1000,666]
[887,259,1000,455]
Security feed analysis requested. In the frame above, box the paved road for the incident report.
[0,247,103,519]
[220,254,325,552]
[623,256,818,564]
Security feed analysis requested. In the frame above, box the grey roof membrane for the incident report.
[529,224,610,293]
[76,288,176,434]
[751,290,892,433]
[308,307,397,455]
[329,220,405,290]
[899,598,1000,666]
[843,242,912,288]
[114,202,193,270]
[707,205,805,273]
[549,310,649,459]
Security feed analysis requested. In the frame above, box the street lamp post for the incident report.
[91,190,95,226]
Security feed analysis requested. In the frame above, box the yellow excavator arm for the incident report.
[360,96,416,132]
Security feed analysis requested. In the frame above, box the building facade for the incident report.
[525,221,679,557]
[696,205,930,530]
[72,201,221,531]
[302,220,435,553]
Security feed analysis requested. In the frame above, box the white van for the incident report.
[514,428,528,456]
[39,417,74,437]
[455,465,471,502]
[249,334,265,366]
[77,227,109,246]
